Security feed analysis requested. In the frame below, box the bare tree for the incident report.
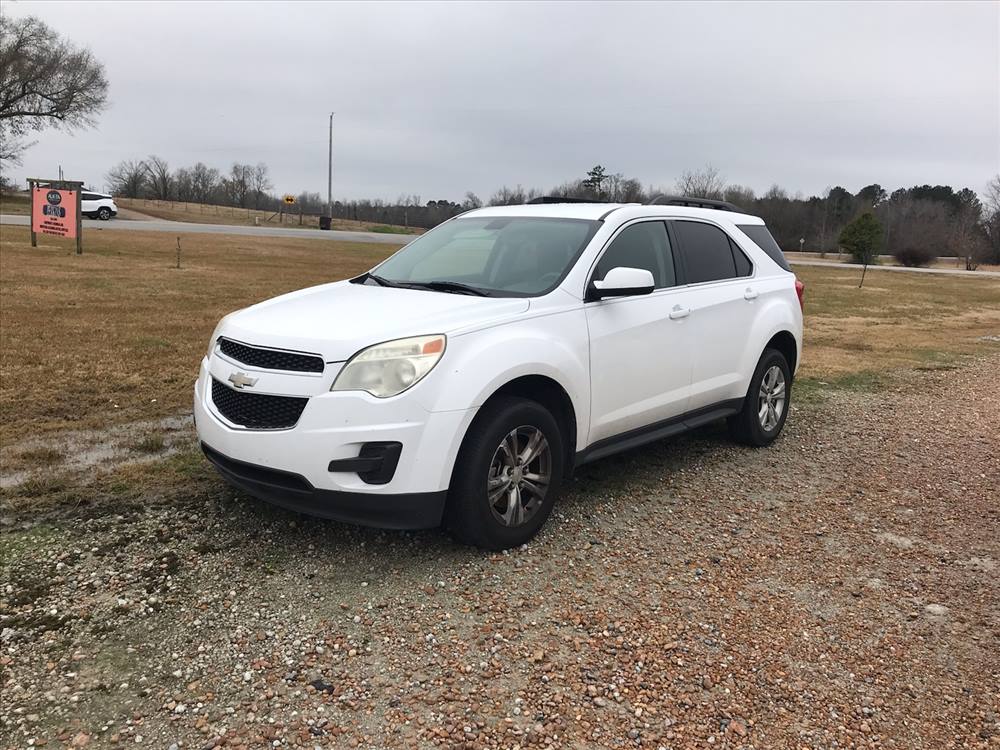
[144,155,172,200]
[461,192,482,210]
[105,159,147,198]
[189,162,220,204]
[249,162,272,209]
[489,185,527,206]
[675,165,726,199]
[0,15,108,164]
[603,174,645,203]
[173,167,194,202]
[223,163,252,208]
[724,184,756,208]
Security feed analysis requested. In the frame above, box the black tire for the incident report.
[97,207,112,220]
[446,396,564,550]
[728,348,791,447]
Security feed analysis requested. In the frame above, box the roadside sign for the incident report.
[27,178,84,254]
[32,188,79,238]
[283,194,296,205]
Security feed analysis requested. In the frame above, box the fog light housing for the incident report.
[328,442,403,485]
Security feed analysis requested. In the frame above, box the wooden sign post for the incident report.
[28,178,84,254]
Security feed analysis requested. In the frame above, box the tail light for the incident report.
[794,278,805,311]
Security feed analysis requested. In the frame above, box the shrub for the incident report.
[894,246,936,267]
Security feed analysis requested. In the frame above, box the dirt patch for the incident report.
[1,414,193,488]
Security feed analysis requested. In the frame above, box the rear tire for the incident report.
[97,207,112,220]
[446,396,564,550]
[728,348,791,447]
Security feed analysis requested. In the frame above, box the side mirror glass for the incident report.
[588,267,655,301]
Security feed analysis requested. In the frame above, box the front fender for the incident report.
[411,309,591,485]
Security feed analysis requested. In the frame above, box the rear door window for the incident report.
[672,221,738,283]
[730,240,753,276]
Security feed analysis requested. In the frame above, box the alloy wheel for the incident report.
[757,365,786,432]
[487,425,552,527]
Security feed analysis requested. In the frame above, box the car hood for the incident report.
[217,279,530,362]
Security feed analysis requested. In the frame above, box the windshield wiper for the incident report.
[363,272,407,288]
[406,280,492,297]
[359,273,491,296]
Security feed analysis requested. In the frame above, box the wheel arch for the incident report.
[479,374,578,472]
[765,330,798,376]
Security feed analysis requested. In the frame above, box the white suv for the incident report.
[194,197,803,549]
[81,191,118,220]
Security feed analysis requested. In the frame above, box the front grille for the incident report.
[211,378,308,429]
[218,338,324,373]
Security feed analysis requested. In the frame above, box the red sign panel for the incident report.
[32,188,78,238]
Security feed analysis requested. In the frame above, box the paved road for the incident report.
[0,214,413,246]
[789,259,1000,278]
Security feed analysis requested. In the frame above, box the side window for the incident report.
[81,193,96,201]
[736,224,790,271]
[730,239,753,277]
[594,222,676,289]
[673,221,738,283]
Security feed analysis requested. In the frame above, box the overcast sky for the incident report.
[5,0,999,201]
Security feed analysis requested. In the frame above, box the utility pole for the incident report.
[327,112,334,219]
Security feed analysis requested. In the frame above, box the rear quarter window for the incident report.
[737,224,791,271]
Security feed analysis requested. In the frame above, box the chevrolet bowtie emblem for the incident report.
[228,372,258,389]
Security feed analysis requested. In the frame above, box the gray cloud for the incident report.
[6,0,998,200]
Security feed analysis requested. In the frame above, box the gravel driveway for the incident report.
[2,356,998,749]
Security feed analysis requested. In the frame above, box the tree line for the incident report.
[102,156,999,268]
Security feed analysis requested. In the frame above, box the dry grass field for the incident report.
[114,197,423,234]
[2,222,998,451]
[0,192,31,215]
[0,224,399,446]
[791,263,1000,379]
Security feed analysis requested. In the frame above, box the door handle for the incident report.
[669,305,690,320]
[744,288,759,301]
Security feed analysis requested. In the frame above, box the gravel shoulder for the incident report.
[2,355,998,749]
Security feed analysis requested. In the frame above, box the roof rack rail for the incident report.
[647,195,743,212]
[526,196,614,204]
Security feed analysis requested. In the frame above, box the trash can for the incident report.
[319,216,332,231]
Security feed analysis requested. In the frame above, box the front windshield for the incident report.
[370,216,599,296]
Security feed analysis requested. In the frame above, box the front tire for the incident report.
[97,207,112,220]
[728,348,791,447]
[446,396,564,550]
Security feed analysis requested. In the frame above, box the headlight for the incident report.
[331,335,446,398]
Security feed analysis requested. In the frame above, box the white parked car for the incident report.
[81,191,118,220]
[195,197,804,549]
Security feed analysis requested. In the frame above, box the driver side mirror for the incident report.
[587,267,655,301]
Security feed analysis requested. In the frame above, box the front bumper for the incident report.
[193,357,475,528]
[201,443,447,529]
